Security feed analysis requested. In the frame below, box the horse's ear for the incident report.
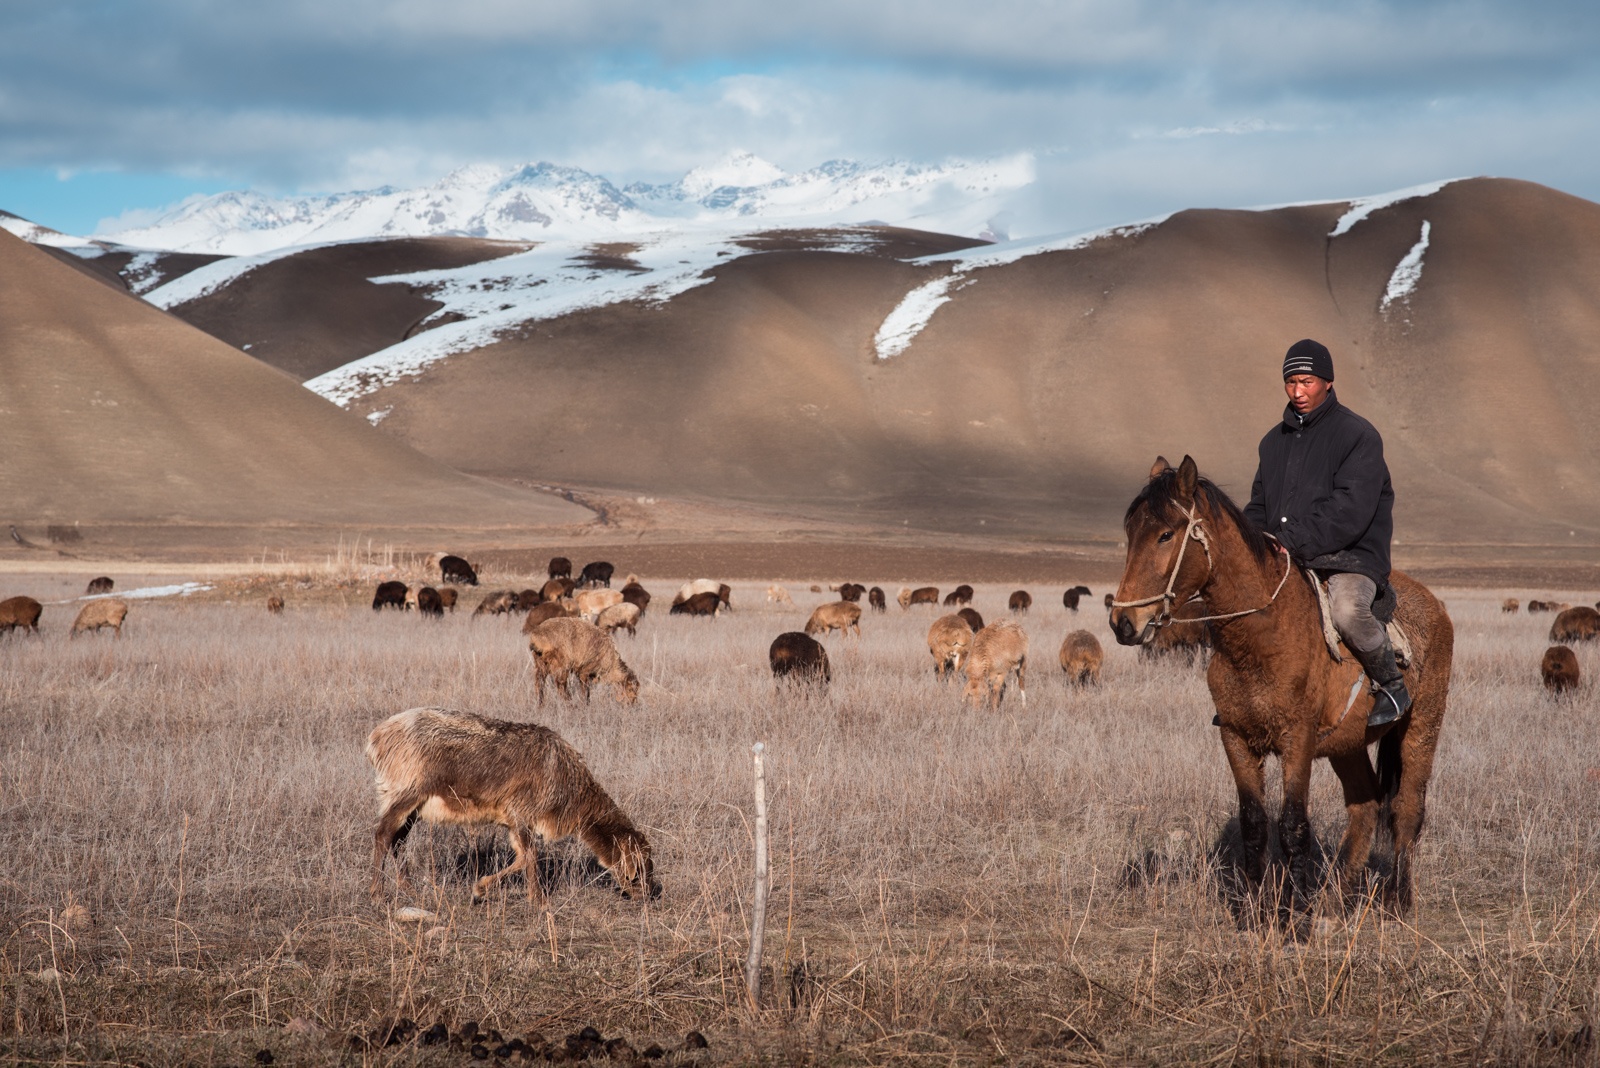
[1176,455,1199,501]
[1148,456,1172,481]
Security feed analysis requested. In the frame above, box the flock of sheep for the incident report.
[1500,597,1600,692]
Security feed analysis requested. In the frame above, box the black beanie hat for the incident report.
[1282,338,1333,381]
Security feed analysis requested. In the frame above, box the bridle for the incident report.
[1109,501,1293,635]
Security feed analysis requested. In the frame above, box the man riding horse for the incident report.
[1241,339,1410,727]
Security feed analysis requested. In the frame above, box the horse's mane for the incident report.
[1126,470,1277,565]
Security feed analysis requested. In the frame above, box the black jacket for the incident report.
[1242,390,1394,582]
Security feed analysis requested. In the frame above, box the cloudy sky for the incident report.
[3,0,1598,238]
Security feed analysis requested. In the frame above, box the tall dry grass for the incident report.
[0,577,1597,1064]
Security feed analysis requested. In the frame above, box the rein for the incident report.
[1110,503,1293,630]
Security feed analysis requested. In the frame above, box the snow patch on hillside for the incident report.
[1329,180,1458,237]
[874,275,964,360]
[143,240,346,308]
[1381,221,1432,311]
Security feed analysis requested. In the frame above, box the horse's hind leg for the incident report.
[1380,722,1438,913]
[1327,752,1381,910]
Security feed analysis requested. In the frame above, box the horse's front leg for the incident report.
[1219,728,1269,888]
[1277,739,1317,913]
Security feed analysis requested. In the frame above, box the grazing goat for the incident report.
[868,587,887,612]
[804,601,861,638]
[1527,599,1556,613]
[438,587,458,613]
[86,576,114,595]
[595,602,641,637]
[964,621,1028,709]
[904,586,940,609]
[527,618,641,706]
[1542,645,1580,693]
[943,585,974,607]
[957,607,985,632]
[542,577,577,603]
[71,599,127,638]
[267,595,285,614]
[575,588,624,621]
[366,707,658,905]
[766,584,794,606]
[670,591,723,618]
[1009,590,1033,613]
[473,590,520,617]
[0,596,42,636]
[579,561,615,588]
[770,632,830,687]
[516,588,543,611]
[372,581,408,611]
[548,556,573,580]
[927,614,975,680]
[439,555,479,586]
[522,601,577,632]
[1502,598,1520,614]
[416,587,444,617]
[837,583,865,602]
[1549,606,1600,643]
[1059,630,1103,686]
[673,579,722,606]
[621,581,651,615]
[1063,589,1082,611]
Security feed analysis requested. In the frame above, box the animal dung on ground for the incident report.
[366,708,657,904]
[71,598,128,638]
[804,601,861,638]
[1549,606,1600,643]
[1059,630,1104,685]
[769,631,830,686]
[1542,645,1580,693]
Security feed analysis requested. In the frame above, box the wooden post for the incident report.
[745,742,769,1011]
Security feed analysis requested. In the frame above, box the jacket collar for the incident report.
[1281,388,1340,431]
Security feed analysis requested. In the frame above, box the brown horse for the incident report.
[1111,456,1452,915]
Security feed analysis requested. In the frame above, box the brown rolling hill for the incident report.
[0,228,588,538]
[290,177,1597,549]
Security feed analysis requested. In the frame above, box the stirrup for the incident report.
[1366,679,1411,727]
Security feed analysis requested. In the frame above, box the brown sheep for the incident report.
[0,595,43,635]
[770,631,830,687]
[1059,630,1104,686]
[957,607,985,632]
[527,618,641,706]
[669,591,723,618]
[1008,590,1033,613]
[372,581,408,611]
[415,587,444,617]
[1542,645,1580,693]
[964,620,1029,709]
[1063,587,1092,612]
[904,586,940,609]
[516,588,543,611]
[1501,598,1520,614]
[71,598,128,638]
[943,584,974,607]
[473,590,520,617]
[1549,606,1600,643]
[927,613,974,680]
[548,556,572,580]
[579,561,615,588]
[595,602,641,637]
[522,601,577,632]
[1527,599,1554,613]
[439,555,478,586]
[837,583,865,602]
[672,579,723,606]
[438,587,458,613]
[542,577,578,602]
[575,588,624,620]
[868,587,887,612]
[804,601,862,638]
[621,581,651,615]
[86,576,114,595]
[366,707,657,905]
[266,595,285,614]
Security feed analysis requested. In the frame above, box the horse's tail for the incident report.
[1376,730,1404,807]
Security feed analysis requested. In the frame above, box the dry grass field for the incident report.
[1,566,1597,1066]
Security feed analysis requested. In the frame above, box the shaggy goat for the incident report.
[868,587,887,612]
[542,577,577,603]
[1549,606,1600,643]
[595,602,641,637]
[439,555,479,586]
[372,581,408,611]
[957,607,985,632]
[621,581,651,615]
[0,596,42,636]
[438,587,458,613]
[366,707,658,905]
[1542,645,1580,693]
[527,618,641,706]
[964,620,1028,709]
[473,590,520,617]
[575,588,624,621]
[548,556,573,580]
[1059,630,1103,686]
[672,579,723,606]
[927,613,974,680]
[86,576,114,595]
[522,601,577,632]
[943,585,974,607]
[804,601,861,638]
[516,588,543,611]
[670,591,723,618]
[416,587,444,617]
[769,631,830,687]
[837,583,866,602]
[579,561,615,588]
[905,586,940,609]
[1008,590,1033,613]
[71,598,127,638]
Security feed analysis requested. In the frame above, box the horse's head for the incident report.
[1110,455,1212,646]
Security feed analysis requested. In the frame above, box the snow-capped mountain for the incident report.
[98,152,1035,255]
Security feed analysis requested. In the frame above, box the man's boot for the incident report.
[1356,638,1411,727]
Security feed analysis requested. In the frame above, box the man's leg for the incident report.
[1328,572,1410,726]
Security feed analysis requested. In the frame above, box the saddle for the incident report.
[1306,567,1411,668]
